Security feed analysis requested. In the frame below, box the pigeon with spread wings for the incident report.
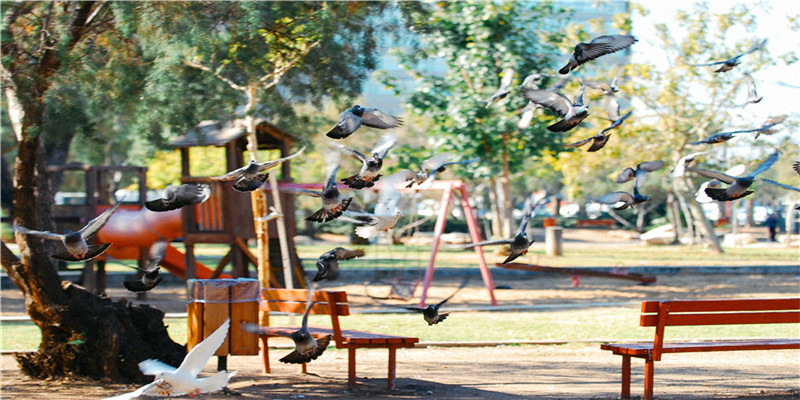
[208,147,305,192]
[404,279,469,326]
[338,133,396,189]
[145,183,211,212]
[564,93,631,152]
[691,39,767,73]
[740,71,763,106]
[458,210,534,264]
[281,150,352,223]
[109,319,236,399]
[313,247,365,282]
[326,105,402,139]
[687,151,779,201]
[597,161,664,210]
[520,85,589,132]
[123,240,168,292]
[14,201,122,261]
[559,34,637,75]
[409,154,480,188]
[243,284,332,364]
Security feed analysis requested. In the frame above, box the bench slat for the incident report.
[602,339,800,356]
[642,298,800,313]
[640,311,800,326]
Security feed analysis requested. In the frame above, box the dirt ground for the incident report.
[2,270,800,399]
[2,227,799,399]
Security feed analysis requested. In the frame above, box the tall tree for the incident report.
[2,1,184,381]
[388,1,567,238]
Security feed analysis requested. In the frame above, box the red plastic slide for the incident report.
[95,205,230,279]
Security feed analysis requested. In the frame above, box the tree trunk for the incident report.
[666,192,680,244]
[488,176,502,239]
[744,197,755,228]
[674,177,723,253]
[498,141,513,238]
[3,2,185,382]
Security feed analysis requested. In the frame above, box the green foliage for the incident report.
[386,2,569,180]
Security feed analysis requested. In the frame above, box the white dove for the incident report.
[104,319,235,399]
[346,172,406,239]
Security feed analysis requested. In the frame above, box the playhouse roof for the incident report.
[168,118,292,149]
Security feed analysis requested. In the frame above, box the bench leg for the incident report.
[644,357,655,400]
[260,336,270,373]
[301,362,307,374]
[621,355,631,399]
[387,346,397,390]
[348,347,357,389]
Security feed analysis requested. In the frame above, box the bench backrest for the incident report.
[640,298,800,360]
[261,288,349,345]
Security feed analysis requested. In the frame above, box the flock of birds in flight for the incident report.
[9,33,798,398]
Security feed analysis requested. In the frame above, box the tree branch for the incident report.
[183,59,247,92]
[259,40,320,89]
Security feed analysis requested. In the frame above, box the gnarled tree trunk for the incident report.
[2,1,185,382]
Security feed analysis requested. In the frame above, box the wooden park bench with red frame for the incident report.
[257,288,419,389]
[601,298,800,400]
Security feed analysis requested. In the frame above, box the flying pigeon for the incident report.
[691,39,767,73]
[672,151,708,178]
[280,149,352,223]
[14,201,122,261]
[123,240,168,292]
[313,247,365,282]
[481,67,515,106]
[699,115,788,142]
[520,85,589,132]
[106,319,236,399]
[326,105,402,139]
[794,161,800,176]
[458,210,534,264]
[410,154,480,188]
[740,72,763,106]
[582,76,620,95]
[517,74,570,129]
[244,284,332,364]
[404,279,469,326]
[209,147,305,192]
[694,164,747,203]
[565,94,631,152]
[145,183,211,212]
[594,187,651,210]
[346,172,407,239]
[690,131,738,145]
[338,133,396,189]
[559,34,637,75]
[616,161,665,186]
[687,151,779,201]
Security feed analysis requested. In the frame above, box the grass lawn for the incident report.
[3,307,797,352]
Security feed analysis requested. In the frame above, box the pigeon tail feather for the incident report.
[51,243,112,261]
[199,370,237,394]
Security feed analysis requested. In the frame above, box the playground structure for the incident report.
[263,179,499,307]
[46,118,302,293]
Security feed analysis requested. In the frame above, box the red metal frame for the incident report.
[263,180,497,307]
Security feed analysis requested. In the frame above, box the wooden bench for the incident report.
[601,298,800,400]
[258,288,419,389]
[576,218,615,228]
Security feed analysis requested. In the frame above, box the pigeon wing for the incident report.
[231,174,268,192]
[145,241,169,272]
[12,225,64,241]
[605,94,621,121]
[256,146,306,173]
[459,238,514,248]
[177,318,230,377]
[574,35,637,65]
[761,178,800,192]
[793,161,800,176]
[595,191,634,205]
[360,108,403,129]
[372,133,397,158]
[687,167,736,184]
[139,359,177,377]
[519,87,572,117]
[280,187,322,198]
[749,152,779,177]
[564,136,595,148]
[333,247,365,261]
[743,72,759,98]
[101,381,161,400]
[586,134,610,152]
[51,243,112,261]
[421,153,452,172]
[616,167,636,183]
[79,202,122,239]
[327,109,361,139]
[301,284,317,330]
[207,165,246,181]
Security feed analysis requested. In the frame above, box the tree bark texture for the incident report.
[674,177,723,253]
